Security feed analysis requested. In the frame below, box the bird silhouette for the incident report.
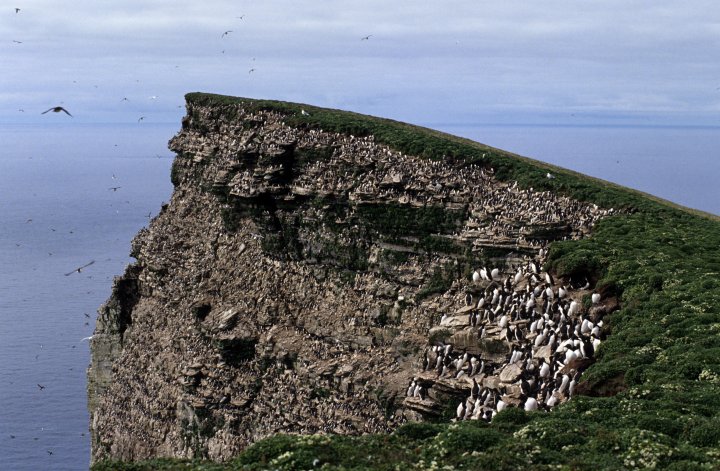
[361,35,372,40]
[42,106,72,117]
[108,186,121,191]
[64,260,95,276]
[138,116,145,122]
[15,8,20,13]
[37,384,45,390]
[221,30,233,38]
[12,40,22,44]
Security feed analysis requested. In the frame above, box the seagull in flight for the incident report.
[64,260,95,276]
[361,35,372,40]
[108,186,121,191]
[301,109,310,116]
[37,384,45,390]
[221,30,233,38]
[42,106,72,117]
[12,40,22,44]
[15,8,20,13]
[138,116,145,122]
[248,68,255,74]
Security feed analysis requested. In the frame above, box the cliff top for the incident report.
[185,92,718,222]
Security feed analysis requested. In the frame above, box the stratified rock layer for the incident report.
[88,98,612,463]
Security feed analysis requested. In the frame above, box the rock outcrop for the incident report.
[88,94,614,463]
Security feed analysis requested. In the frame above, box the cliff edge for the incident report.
[89,93,720,469]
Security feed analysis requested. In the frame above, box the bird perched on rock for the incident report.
[42,106,72,117]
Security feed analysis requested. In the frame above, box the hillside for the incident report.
[90,93,720,470]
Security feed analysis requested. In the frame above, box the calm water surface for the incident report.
[0,123,175,470]
[0,122,717,470]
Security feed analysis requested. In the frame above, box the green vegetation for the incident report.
[355,203,466,239]
[416,262,458,302]
[93,93,720,469]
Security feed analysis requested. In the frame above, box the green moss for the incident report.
[416,262,456,301]
[355,203,465,239]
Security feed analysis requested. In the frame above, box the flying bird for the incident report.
[138,116,145,122]
[108,186,121,191]
[64,260,95,276]
[301,109,310,116]
[42,106,72,117]
[221,30,233,38]
[248,68,255,74]
[37,384,45,390]
[15,8,20,13]
[236,15,245,19]
[120,97,129,102]
[361,35,372,40]
[12,40,22,44]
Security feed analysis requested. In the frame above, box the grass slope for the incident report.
[94,93,720,470]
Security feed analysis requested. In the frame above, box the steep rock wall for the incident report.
[88,97,612,463]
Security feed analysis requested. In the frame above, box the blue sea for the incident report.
[0,122,717,470]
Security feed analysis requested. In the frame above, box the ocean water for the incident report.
[0,123,176,470]
[0,122,717,470]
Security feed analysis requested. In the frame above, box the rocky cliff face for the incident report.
[88,96,614,463]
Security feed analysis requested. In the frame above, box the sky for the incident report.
[2,1,720,127]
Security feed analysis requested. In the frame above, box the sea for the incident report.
[0,122,718,470]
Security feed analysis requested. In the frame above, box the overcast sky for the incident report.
[3,1,720,126]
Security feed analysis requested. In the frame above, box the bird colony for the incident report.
[403,254,609,422]
[90,101,617,462]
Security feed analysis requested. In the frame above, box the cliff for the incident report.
[89,93,720,470]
